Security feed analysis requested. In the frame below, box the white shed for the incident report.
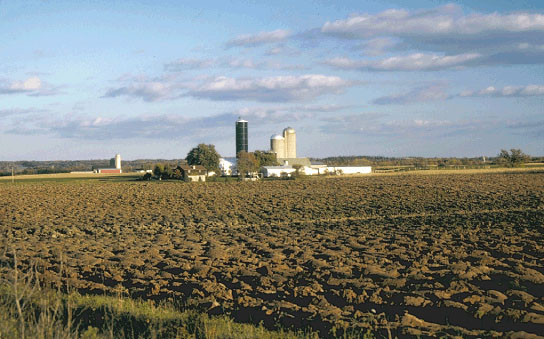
[261,165,296,178]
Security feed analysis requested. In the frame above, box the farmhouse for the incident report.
[177,165,207,182]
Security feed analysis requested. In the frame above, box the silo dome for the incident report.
[271,134,284,140]
[283,127,295,134]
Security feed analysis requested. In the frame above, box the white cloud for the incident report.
[320,5,544,66]
[187,74,352,102]
[6,105,317,140]
[373,83,449,105]
[325,52,480,71]
[0,76,59,96]
[359,37,398,56]
[163,56,305,72]
[226,29,291,48]
[103,81,175,102]
[460,85,544,97]
[320,113,487,137]
[0,108,34,118]
[322,5,544,38]
[104,73,344,102]
[297,104,351,112]
[234,106,313,123]
[266,46,285,55]
[7,112,238,140]
[225,58,262,69]
[163,58,215,71]
[11,76,42,90]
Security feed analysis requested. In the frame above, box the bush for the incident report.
[497,149,530,167]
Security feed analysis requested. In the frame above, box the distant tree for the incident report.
[292,164,304,176]
[153,164,165,177]
[171,167,182,180]
[236,151,258,178]
[186,144,221,173]
[142,172,152,181]
[253,150,279,168]
[498,149,530,167]
[162,166,173,179]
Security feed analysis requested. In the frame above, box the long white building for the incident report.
[261,164,372,177]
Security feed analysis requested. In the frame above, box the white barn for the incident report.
[261,165,296,178]
[219,158,233,176]
[261,165,372,177]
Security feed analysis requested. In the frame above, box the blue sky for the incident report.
[1,0,543,160]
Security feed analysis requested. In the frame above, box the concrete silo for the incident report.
[270,134,285,158]
[235,117,248,157]
[114,154,121,169]
[283,127,296,158]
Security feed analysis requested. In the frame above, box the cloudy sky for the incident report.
[1,0,543,160]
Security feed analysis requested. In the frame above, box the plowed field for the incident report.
[1,172,543,337]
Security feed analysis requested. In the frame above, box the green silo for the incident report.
[235,117,248,157]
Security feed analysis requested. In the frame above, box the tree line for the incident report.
[148,144,280,180]
[316,149,536,168]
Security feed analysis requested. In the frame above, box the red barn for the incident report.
[97,169,122,174]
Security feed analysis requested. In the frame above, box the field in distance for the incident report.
[1,172,543,337]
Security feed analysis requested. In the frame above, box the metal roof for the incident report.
[263,166,294,169]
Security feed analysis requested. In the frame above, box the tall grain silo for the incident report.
[283,127,296,158]
[114,154,122,169]
[270,134,285,158]
[235,117,248,157]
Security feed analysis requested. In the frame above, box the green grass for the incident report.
[0,280,377,339]
[0,286,317,338]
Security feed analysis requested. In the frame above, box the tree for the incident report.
[253,150,279,168]
[153,163,165,177]
[236,151,258,178]
[162,166,173,179]
[498,149,530,167]
[186,144,221,172]
[171,167,182,180]
[292,164,304,177]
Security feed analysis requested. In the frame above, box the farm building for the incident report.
[219,158,233,176]
[261,165,297,178]
[97,168,122,174]
[95,154,122,173]
[261,164,372,177]
[178,165,207,182]
[325,166,372,175]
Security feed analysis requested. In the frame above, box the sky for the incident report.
[1,0,543,160]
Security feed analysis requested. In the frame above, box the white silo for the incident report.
[114,154,121,169]
[283,127,296,158]
[270,134,285,158]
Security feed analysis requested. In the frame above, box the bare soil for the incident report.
[1,173,543,337]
